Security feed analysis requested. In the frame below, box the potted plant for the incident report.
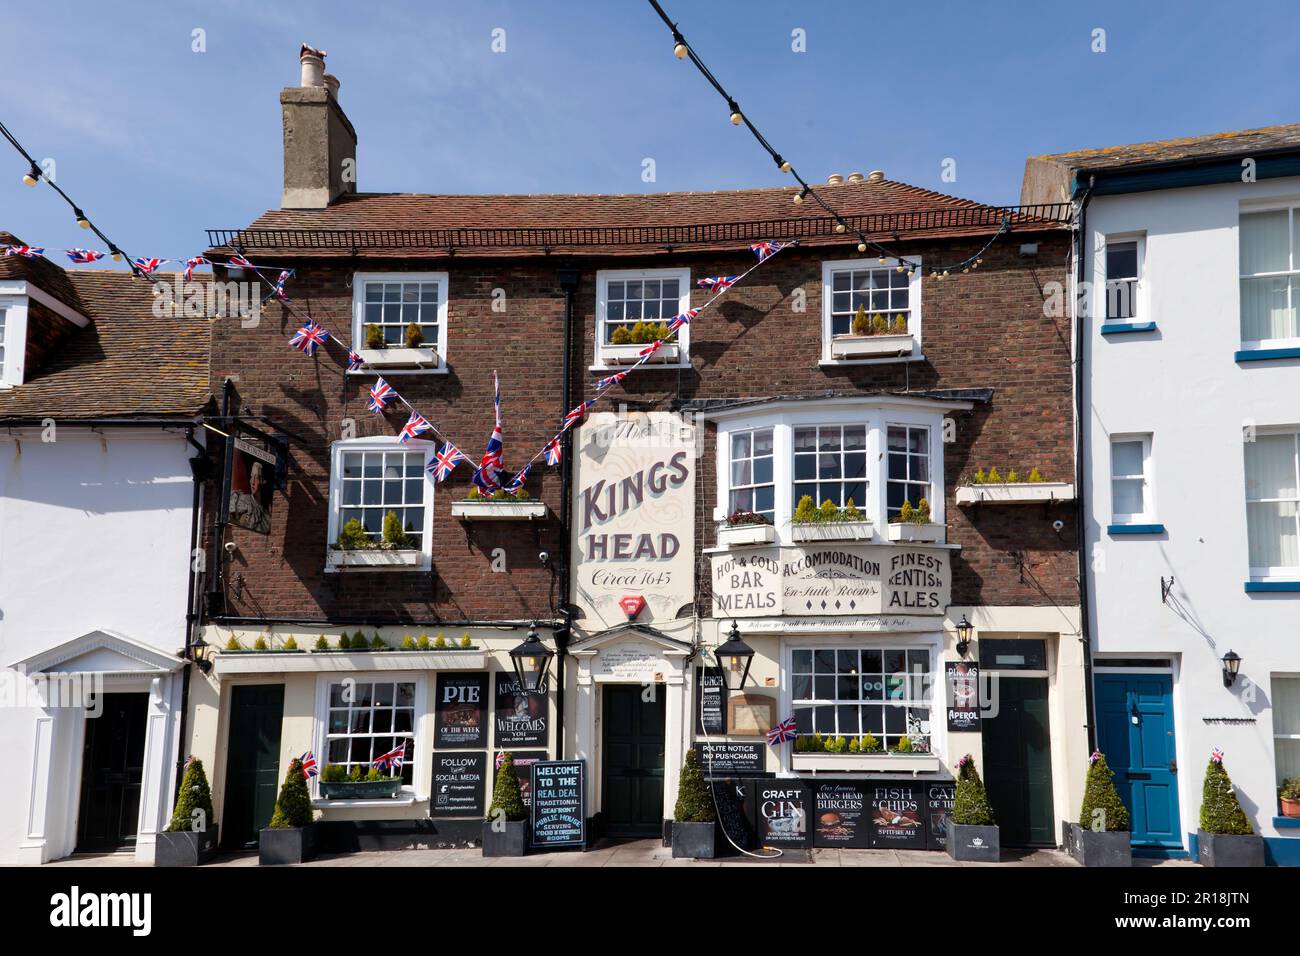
[358,320,438,368]
[603,318,679,365]
[1197,750,1264,866]
[1064,752,1131,867]
[318,763,404,799]
[155,758,218,866]
[364,323,385,350]
[716,509,775,546]
[887,498,944,543]
[258,758,318,865]
[790,494,873,542]
[831,304,914,359]
[671,749,717,859]
[1281,778,1300,818]
[947,754,999,861]
[482,753,529,857]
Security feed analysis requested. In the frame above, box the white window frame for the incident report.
[594,266,691,370]
[326,437,436,571]
[1272,675,1300,787]
[885,422,932,520]
[820,257,923,365]
[1238,203,1300,350]
[0,291,29,387]
[726,425,776,522]
[1245,429,1300,581]
[312,672,428,800]
[1109,433,1155,525]
[710,397,960,544]
[1099,233,1146,324]
[350,271,450,374]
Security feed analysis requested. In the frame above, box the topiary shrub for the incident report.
[253,636,269,651]
[382,510,415,549]
[337,632,351,650]
[861,733,881,753]
[416,633,430,650]
[268,758,313,829]
[851,304,871,336]
[793,494,817,524]
[610,324,633,345]
[1200,751,1252,835]
[1080,752,1130,832]
[952,754,995,826]
[314,634,329,651]
[336,517,370,551]
[460,634,473,648]
[320,764,347,783]
[224,635,242,651]
[364,323,385,349]
[487,753,529,822]
[166,758,214,832]
[872,313,888,334]
[283,636,298,651]
[403,322,424,349]
[915,497,931,523]
[673,749,716,823]
[1028,467,1043,483]
[895,735,913,754]
[892,314,907,334]
[370,633,386,650]
[401,635,415,650]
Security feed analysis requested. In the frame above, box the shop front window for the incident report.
[791,647,932,751]
[325,680,417,786]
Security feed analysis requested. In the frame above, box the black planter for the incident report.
[1197,829,1265,867]
[258,824,318,865]
[155,825,219,867]
[481,820,528,857]
[671,821,717,860]
[1063,822,1131,867]
[946,824,1000,862]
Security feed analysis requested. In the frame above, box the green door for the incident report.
[982,677,1055,846]
[221,684,285,850]
[601,684,666,837]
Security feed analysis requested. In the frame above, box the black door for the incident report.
[77,693,148,851]
[221,684,285,850]
[981,677,1055,847]
[601,684,666,836]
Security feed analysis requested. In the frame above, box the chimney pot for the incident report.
[826,173,844,186]
[323,73,340,100]
[300,44,326,87]
[846,171,865,183]
[866,169,886,184]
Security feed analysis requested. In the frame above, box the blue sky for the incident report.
[2,0,1297,261]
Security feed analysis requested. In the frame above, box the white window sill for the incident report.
[791,521,875,543]
[830,333,915,360]
[312,796,425,809]
[819,353,926,367]
[325,549,428,571]
[450,500,549,521]
[886,522,945,544]
[350,347,445,373]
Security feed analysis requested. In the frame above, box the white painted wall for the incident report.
[1082,176,1300,845]
[0,428,196,862]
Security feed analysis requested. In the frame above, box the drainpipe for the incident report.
[174,425,209,794]
[555,269,579,759]
[1074,176,1098,752]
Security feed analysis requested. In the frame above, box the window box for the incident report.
[327,549,422,568]
[354,346,440,369]
[450,499,549,521]
[830,333,914,360]
[600,342,680,366]
[792,753,940,773]
[887,522,944,543]
[791,521,874,543]
[318,778,404,800]
[956,482,1074,505]
[717,522,776,547]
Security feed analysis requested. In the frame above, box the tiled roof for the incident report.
[0,231,92,317]
[0,269,211,421]
[1032,123,1300,172]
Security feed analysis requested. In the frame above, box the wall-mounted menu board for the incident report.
[432,752,486,817]
[435,672,488,749]
[696,667,727,735]
[869,782,927,849]
[813,781,871,848]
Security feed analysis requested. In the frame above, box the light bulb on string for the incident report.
[834,222,846,233]
[74,208,90,229]
[673,41,688,59]
[727,100,743,125]
[857,243,867,253]
[22,163,40,187]
[779,159,792,173]
[793,185,808,204]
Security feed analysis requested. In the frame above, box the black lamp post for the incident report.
[509,626,554,693]
[1221,649,1241,688]
[955,615,973,658]
[715,620,755,691]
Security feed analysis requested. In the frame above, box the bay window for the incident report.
[1244,431,1300,578]
[793,425,867,510]
[791,647,933,751]
[886,425,931,518]
[1239,208,1300,346]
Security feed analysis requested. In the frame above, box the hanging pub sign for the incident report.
[927,782,957,850]
[493,672,548,748]
[220,421,286,536]
[813,781,871,849]
[432,752,486,817]
[870,782,927,849]
[946,660,981,732]
[496,750,548,810]
[696,666,727,735]
[530,760,586,849]
[694,742,765,775]
[435,672,488,749]
[756,782,810,847]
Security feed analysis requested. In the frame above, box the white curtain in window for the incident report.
[1240,211,1296,341]
[1246,434,1299,499]
[1240,276,1296,341]
[1275,677,1300,782]
[1248,501,1299,568]
[1241,210,1290,273]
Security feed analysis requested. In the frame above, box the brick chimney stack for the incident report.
[281,44,357,209]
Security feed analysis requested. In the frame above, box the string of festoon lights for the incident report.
[646,0,1009,279]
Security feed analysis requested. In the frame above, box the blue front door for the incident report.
[1095,674,1182,848]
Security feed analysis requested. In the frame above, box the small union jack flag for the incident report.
[289,319,330,356]
[697,275,738,292]
[133,257,167,274]
[428,442,466,482]
[367,376,396,412]
[226,255,255,270]
[563,400,594,431]
[4,245,43,258]
[505,463,531,493]
[347,349,364,371]
[594,370,627,391]
[1210,747,1225,764]
[65,248,104,264]
[184,256,208,281]
[750,240,784,262]
[271,270,292,301]
[767,715,799,746]
[543,437,562,466]
[472,371,505,493]
[300,751,319,779]
[667,309,698,333]
[399,411,433,443]
[372,740,408,771]
[637,340,664,359]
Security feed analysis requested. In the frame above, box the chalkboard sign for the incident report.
[696,667,727,735]
[432,752,486,817]
[813,781,871,848]
[712,780,757,850]
[755,782,809,847]
[494,750,548,810]
[694,742,764,775]
[435,672,488,749]
[926,781,956,850]
[530,760,586,848]
[494,672,548,748]
[870,782,927,848]
[946,660,981,732]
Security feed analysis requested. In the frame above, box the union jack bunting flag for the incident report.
[750,240,784,262]
[133,257,166,274]
[562,400,594,431]
[667,308,698,333]
[505,463,531,493]
[347,349,365,371]
[289,319,330,356]
[696,275,738,292]
[372,740,408,771]
[637,340,664,359]
[428,442,467,482]
[65,248,104,264]
[184,256,208,281]
[300,751,319,779]
[767,715,799,746]
[271,270,292,300]
[368,376,397,412]
[1210,747,1225,764]
[543,437,562,466]
[399,411,433,443]
[472,371,505,493]
[4,245,43,258]
[226,254,255,270]
[594,370,627,391]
